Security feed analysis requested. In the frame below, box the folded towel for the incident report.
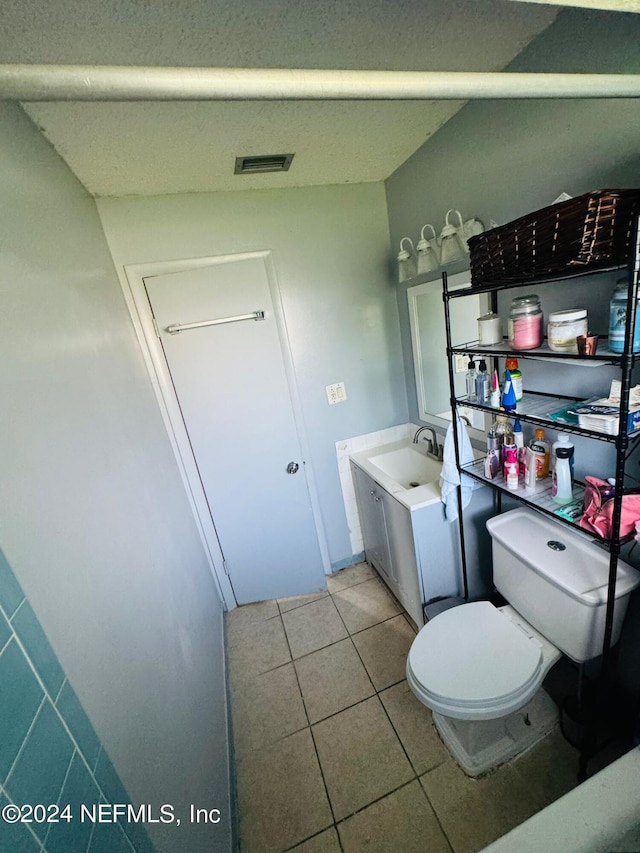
[440,415,477,522]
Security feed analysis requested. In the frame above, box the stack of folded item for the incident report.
[574,380,640,435]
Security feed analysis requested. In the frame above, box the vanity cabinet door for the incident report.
[351,465,393,583]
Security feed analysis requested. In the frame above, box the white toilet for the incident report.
[407,507,640,776]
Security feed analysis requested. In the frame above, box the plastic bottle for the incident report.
[552,447,573,504]
[466,358,478,403]
[529,428,550,480]
[513,419,525,480]
[504,357,523,402]
[551,433,574,492]
[490,370,501,408]
[492,413,513,467]
[504,447,519,490]
[475,359,489,405]
[501,369,518,412]
[502,439,517,481]
[609,281,640,353]
[484,437,500,480]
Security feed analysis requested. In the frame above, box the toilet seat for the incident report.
[407,601,559,721]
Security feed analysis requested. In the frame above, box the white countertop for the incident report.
[349,439,443,512]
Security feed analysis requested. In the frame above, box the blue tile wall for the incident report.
[0,549,156,853]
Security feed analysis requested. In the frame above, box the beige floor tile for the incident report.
[278,590,329,613]
[282,596,348,659]
[289,827,342,852]
[338,780,452,853]
[351,614,415,690]
[511,728,580,811]
[326,562,376,593]
[237,728,333,853]
[332,578,401,634]
[420,758,539,853]
[295,638,375,724]
[231,662,308,757]
[312,696,414,820]
[226,599,279,634]
[227,615,291,685]
[379,681,448,775]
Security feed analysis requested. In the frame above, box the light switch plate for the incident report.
[326,382,347,405]
[454,355,469,374]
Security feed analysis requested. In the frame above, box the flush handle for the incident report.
[547,540,566,551]
[287,462,299,474]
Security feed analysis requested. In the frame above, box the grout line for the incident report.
[4,694,46,790]
[416,773,456,853]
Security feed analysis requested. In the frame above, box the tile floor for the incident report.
[226,563,582,853]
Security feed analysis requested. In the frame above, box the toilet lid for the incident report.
[408,602,543,710]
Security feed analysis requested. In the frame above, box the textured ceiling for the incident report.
[0,0,559,196]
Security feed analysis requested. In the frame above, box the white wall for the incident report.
[97,183,408,570]
[0,102,231,853]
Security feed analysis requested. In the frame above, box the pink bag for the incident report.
[579,475,640,540]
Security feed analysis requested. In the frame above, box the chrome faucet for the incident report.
[413,426,441,460]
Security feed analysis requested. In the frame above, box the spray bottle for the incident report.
[501,369,518,412]
[490,370,501,408]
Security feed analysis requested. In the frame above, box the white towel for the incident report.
[440,415,477,522]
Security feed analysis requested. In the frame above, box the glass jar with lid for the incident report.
[609,282,640,353]
[547,308,588,353]
[508,294,543,350]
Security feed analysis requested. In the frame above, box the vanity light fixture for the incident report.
[234,153,294,174]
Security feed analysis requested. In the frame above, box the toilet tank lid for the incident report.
[486,508,640,606]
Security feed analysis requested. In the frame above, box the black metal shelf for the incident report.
[443,215,640,779]
[449,338,626,366]
[444,262,626,298]
[461,458,592,534]
[455,390,640,444]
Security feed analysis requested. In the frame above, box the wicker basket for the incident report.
[468,189,640,287]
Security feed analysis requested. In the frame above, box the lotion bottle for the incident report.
[553,447,573,504]
[529,428,550,480]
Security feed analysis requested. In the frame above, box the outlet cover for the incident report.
[326,382,347,405]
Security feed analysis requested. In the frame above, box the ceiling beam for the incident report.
[0,65,639,101]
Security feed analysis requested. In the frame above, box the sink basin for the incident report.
[368,446,441,490]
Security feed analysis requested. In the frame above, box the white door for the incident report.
[143,255,325,604]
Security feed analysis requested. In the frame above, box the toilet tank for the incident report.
[486,508,640,662]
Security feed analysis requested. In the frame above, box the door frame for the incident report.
[120,250,330,611]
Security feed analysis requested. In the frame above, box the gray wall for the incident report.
[0,102,231,853]
[97,184,408,571]
[386,7,640,433]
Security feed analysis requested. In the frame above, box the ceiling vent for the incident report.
[234,153,295,175]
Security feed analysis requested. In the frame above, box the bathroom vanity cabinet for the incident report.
[351,461,464,627]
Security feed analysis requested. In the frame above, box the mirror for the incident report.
[407,270,490,441]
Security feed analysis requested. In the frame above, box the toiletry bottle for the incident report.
[466,358,478,403]
[476,359,489,405]
[524,446,538,492]
[502,439,517,481]
[552,447,573,504]
[484,427,500,480]
[492,412,513,467]
[504,357,523,402]
[513,419,525,480]
[490,369,500,408]
[551,433,574,497]
[504,448,519,490]
[501,369,518,412]
[529,428,550,480]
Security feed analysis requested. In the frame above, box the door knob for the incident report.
[287,462,299,474]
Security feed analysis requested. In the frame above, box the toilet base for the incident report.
[433,689,559,777]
